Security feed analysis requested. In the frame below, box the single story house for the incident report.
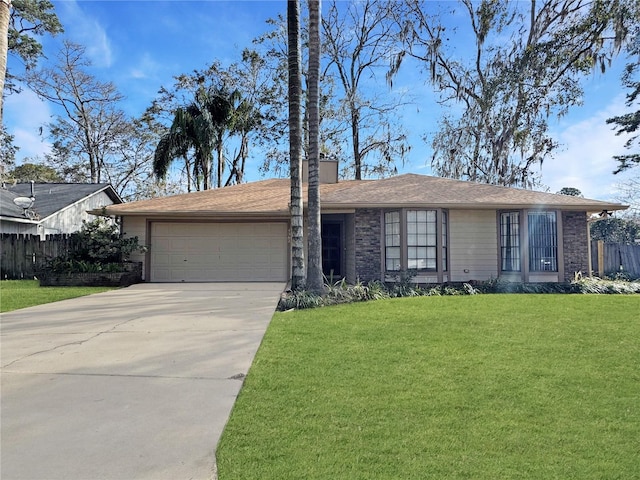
[99,164,626,284]
[1,183,122,238]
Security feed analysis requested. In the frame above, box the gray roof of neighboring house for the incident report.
[1,183,122,221]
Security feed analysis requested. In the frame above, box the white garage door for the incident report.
[150,222,288,282]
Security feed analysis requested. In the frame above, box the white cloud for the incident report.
[128,53,161,80]
[58,0,113,68]
[541,96,634,202]
[4,90,53,162]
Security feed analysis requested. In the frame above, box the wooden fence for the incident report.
[0,234,80,280]
[591,240,640,279]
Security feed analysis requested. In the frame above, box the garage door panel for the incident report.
[150,222,288,282]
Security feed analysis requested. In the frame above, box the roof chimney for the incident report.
[302,158,339,184]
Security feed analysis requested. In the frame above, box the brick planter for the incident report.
[39,262,142,287]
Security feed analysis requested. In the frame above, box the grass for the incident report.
[0,280,116,312]
[217,294,640,479]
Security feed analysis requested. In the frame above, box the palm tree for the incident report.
[153,87,231,190]
[288,0,306,290]
[306,0,323,293]
[0,0,9,123]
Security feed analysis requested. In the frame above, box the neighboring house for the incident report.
[100,163,626,284]
[0,183,122,238]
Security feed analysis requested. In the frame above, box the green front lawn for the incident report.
[217,295,640,479]
[0,280,116,312]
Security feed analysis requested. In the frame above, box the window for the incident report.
[385,209,446,273]
[407,210,437,270]
[500,212,521,271]
[385,211,401,271]
[528,212,558,272]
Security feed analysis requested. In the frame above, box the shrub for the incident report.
[44,218,145,273]
[277,275,638,311]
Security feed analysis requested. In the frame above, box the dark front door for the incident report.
[322,221,342,278]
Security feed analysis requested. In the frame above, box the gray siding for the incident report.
[449,209,498,282]
[40,191,116,235]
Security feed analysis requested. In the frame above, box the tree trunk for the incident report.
[216,131,224,188]
[352,108,361,180]
[306,0,323,294]
[0,0,9,124]
[288,0,306,290]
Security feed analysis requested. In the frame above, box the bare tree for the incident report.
[23,40,152,198]
[254,2,408,180]
[392,0,634,187]
[323,0,409,180]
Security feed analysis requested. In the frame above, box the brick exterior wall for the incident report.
[354,208,382,282]
[562,211,589,281]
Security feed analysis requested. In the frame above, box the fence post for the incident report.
[597,240,605,278]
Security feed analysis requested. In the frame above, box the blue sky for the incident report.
[4,0,636,203]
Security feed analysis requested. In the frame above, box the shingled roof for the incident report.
[101,174,626,217]
[2,183,122,221]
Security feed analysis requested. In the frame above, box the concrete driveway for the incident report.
[1,282,285,480]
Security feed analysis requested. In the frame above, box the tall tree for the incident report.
[153,86,232,191]
[254,4,409,180]
[288,0,306,291]
[4,0,62,96]
[323,0,409,180]
[0,125,17,174]
[392,0,634,188]
[0,0,10,121]
[6,162,61,182]
[557,187,583,197]
[307,0,323,293]
[607,22,640,173]
[146,51,279,191]
[24,41,127,183]
[23,41,151,197]
[590,217,640,244]
[614,174,640,219]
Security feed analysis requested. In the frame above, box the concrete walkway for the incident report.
[1,283,285,480]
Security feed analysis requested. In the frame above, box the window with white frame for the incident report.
[528,211,558,272]
[385,211,401,271]
[500,212,521,271]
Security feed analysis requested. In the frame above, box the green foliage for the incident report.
[44,218,144,273]
[590,217,640,244]
[73,218,142,263]
[557,187,583,197]
[6,0,63,93]
[0,126,18,170]
[607,22,640,173]
[278,276,481,311]
[6,162,62,182]
[278,273,638,310]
